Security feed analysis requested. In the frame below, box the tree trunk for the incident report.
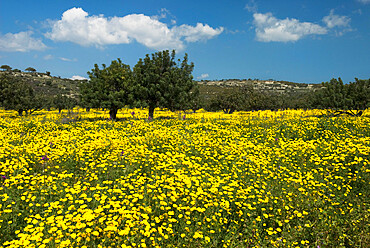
[109,108,118,120]
[148,104,155,119]
[59,108,62,114]
[18,109,23,116]
[350,110,363,117]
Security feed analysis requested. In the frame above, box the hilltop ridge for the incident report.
[198,79,320,92]
[0,70,83,98]
[0,70,321,101]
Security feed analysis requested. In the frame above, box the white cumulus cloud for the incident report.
[46,7,223,50]
[70,75,88,80]
[323,10,351,28]
[253,12,327,42]
[173,23,224,42]
[0,31,47,52]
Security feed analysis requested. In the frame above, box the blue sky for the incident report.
[0,0,369,83]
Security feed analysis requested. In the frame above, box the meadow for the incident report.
[0,108,369,248]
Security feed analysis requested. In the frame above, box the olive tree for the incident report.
[0,73,43,116]
[313,78,369,116]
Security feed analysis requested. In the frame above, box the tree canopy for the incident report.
[53,94,78,113]
[0,65,12,71]
[0,73,43,116]
[25,67,36,72]
[313,78,369,116]
[80,58,133,119]
[133,50,197,118]
[346,78,370,113]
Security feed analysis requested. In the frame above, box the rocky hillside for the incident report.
[0,71,83,98]
[197,79,321,100]
[1,70,321,101]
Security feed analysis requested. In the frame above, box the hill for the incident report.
[0,70,83,98]
[197,79,321,101]
[0,70,321,101]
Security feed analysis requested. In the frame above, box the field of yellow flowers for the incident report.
[0,108,369,248]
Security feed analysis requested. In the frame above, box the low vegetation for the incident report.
[0,108,369,247]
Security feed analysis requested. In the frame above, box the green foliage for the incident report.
[0,70,80,99]
[25,67,36,73]
[347,78,370,112]
[281,91,315,110]
[187,86,202,113]
[315,78,350,110]
[81,59,133,119]
[53,94,78,113]
[314,78,369,116]
[133,50,196,118]
[0,73,43,116]
[0,65,12,71]
[208,87,247,114]
[245,90,282,111]
[207,86,287,113]
[0,74,10,98]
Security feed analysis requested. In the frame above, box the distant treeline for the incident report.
[1,56,369,118]
[203,78,369,116]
